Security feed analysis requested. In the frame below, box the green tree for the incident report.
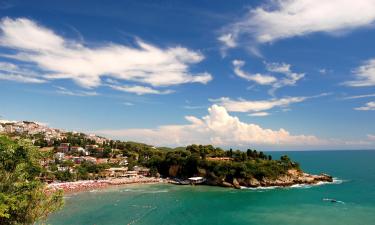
[0,135,64,224]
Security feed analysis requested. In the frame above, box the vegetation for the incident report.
[25,131,300,185]
[3,129,302,188]
[0,135,63,225]
[142,144,300,184]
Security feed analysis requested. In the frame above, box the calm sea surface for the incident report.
[45,150,375,225]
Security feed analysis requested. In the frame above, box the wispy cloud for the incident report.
[183,105,206,110]
[248,112,269,117]
[355,101,375,111]
[344,59,375,87]
[122,102,134,106]
[220,0,375,47]
[342,93,375,100]
[108,84,173,95]
[265,62,305,95]
[211,96,306,114]
[211,93,329,115]
[0,73,46,83]
[0,17,212,93]
[232,60,304,94]
[0,62,47,83]
[232,60,276,85]
[55,86,98,97]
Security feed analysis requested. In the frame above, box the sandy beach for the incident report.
[47,177,168,193]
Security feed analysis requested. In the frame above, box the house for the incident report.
[104,167,128,177]
[71,146,89,155]
[84,156,97,164]
[108,157,128,166]
[57,143,70,153]
[124,171,138,178]
[72,156,85,164]
[54,152,65,161]
[85,144,98,151]
[0,125,4,133]
[96,147,104,153]
[96,158,109,164]
[57,166,69,172]
[133,166,150,176]
[70,146,83,152]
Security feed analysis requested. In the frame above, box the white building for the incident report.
[54,152,65,161]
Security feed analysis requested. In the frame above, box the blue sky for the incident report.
[0,0,374,150]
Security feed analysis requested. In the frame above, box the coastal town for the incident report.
[0,120,333,193]
[0,120,167,192]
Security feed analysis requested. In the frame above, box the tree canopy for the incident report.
[0,135,63,225]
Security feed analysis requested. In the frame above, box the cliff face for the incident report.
[207,169,333,189]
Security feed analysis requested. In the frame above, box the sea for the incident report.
[44,150,375,225]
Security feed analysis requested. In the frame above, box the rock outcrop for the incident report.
[204,169,333,188]
[248,169,333,188]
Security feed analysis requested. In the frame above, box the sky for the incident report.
[0,0,374,150]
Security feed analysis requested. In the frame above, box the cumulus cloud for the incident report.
[97,104,322,147]
[232,60,304,94]
[355,101,375,111]
[221,0,375,46]
[345,59,375,87]
[0,17,212,94]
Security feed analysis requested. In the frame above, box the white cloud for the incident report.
[355,101,375,111]
[232,60,304,94]
[345,59,375,87]
[265,62,305,95]
[218,33,237,48]
[0,17,212,92]
[212,93,329,114]
[97,104,322,147]
[368,134,375,141]
[0,73,46,83]
[0,62,47,83]
[342,93,375,100]
[211,96,307,113]
[122,102,134,106]
[108,84,173,95]
[319,69,327,75]
[248,112,270,117]
[232,60,277,85]
[221,0,375,45]
[55,86,98,97]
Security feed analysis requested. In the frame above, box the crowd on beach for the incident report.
[48,177,167,193]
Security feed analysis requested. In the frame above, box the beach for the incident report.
[47,177,168,193]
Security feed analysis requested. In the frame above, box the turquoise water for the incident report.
[45,151,375,225]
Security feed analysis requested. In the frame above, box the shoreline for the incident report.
[47,177,169,194]
[47,173,337,195]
